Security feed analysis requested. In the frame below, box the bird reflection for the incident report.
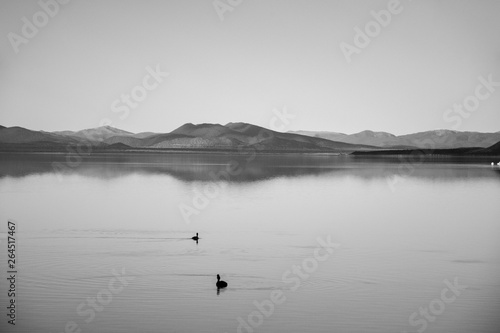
[217,287,228,296]
[191,232,199,244]
[216,274,228,295]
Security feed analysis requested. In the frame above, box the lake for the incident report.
[0,152,499,333]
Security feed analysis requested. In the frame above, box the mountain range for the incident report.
[1,123,499,155]
[289,129,500,149]
[0,123,376,152]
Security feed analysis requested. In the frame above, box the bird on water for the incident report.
[216,274,228,289]
[191,233,199,241]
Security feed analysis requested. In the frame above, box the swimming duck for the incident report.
[216,274,228,289]
[191,233,199,241]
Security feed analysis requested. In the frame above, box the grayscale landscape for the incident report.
[1,1,499,333]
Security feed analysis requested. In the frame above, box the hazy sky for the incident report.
[1,0,499,134]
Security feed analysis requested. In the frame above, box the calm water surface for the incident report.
[0,153,499,333]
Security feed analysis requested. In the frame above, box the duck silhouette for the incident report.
[216,274,228,289]
[191,233,199,241]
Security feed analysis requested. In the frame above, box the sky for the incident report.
[0,0,499,135]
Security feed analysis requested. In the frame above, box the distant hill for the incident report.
[472,140,500,155]
[352,140,500,156]
[104,122,376,151]
[292,130,398,147]
[397,130,500,149]
[0,126,78,144]
[290,129,500,149]
[54,126,133,142]
[1,123,499,155]
[0,123,375,152]
[132,132,158,139]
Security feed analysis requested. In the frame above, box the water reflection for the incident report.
[1,152,499,183]
[1,153,499,333]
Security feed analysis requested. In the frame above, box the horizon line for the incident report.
[1,122,499,137]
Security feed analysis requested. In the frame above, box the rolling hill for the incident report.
[0,123,376,152]
[290,129,500,149]
[103,122,377,151]
[0,126,79,144]
[1,123,499,155]
[54,126,134,142]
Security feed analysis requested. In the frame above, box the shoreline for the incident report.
[1,149,499,158]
